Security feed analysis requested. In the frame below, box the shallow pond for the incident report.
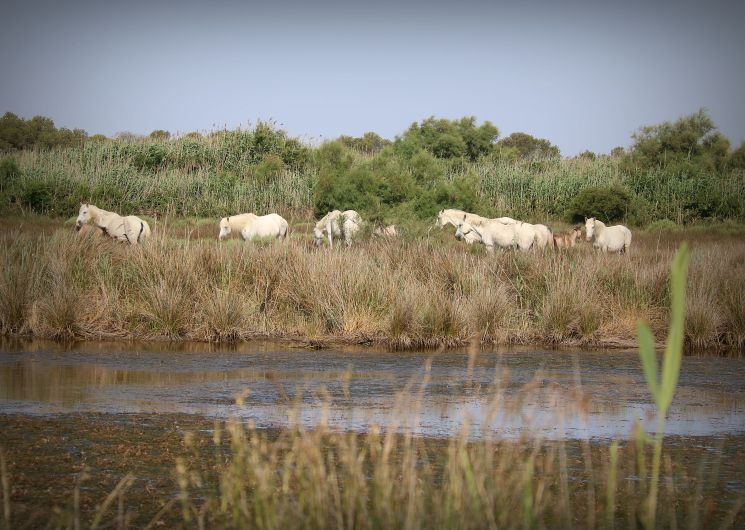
[1,338,743,440]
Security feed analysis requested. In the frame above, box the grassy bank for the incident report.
[1,219,743,351]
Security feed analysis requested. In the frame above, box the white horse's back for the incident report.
[240,213,289,241]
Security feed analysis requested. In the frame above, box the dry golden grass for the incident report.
[1,219,743,352]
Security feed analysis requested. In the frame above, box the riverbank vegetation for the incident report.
[1,110,744,227]
[1,221,743,352]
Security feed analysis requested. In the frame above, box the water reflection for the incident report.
[1,340,744,440]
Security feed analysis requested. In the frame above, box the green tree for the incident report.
[338,132,391,154]
[149,129,171,140]
[395,116,499,161]
[623,109,730,174]
[496,132,560,160]
[0,112,30,150]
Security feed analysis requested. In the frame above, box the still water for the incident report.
[1,339,743,440]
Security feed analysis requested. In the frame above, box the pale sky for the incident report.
[1,0,743,155]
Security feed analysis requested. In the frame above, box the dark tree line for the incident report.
[0,112,87,151]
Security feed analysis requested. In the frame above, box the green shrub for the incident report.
[19,180,54,212]
[149,130,171,140]
[647,219,679,232]
[568,185,631,223]
[496,132,560,160]
[0,157,21,191]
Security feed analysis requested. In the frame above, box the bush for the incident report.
[568,186,631,223]
[19,180,54,212]
[647,219,679,232]
[496,132,560,160]
[149,130,171,140]
[0,157,21,191]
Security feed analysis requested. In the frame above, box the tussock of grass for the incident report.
[1,224,744,351]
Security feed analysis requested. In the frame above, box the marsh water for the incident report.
[1,338,744,440]
[2,338,745,525]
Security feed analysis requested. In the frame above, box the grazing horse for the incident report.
[532,224,553,250]
[373,224,398,237]
[436,209,487,244]
[585,217,632,253]
[436,209,518,244]
[553,227,582,249]
[75,223,106,239]
[76,203,151,244]
[218,213,289,241]
[455,216,538,252]
[314,210,362,248]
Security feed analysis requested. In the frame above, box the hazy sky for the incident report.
[1,0,743,155]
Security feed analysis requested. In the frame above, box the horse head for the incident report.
[455,214,479,241]
[312,226,324,246]
[218,217,231,240]
[76,203,91,228]
[584,217,596,241]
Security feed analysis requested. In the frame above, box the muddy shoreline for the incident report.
[2,413,744,528]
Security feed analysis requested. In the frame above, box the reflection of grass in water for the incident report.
[1,371,744,528]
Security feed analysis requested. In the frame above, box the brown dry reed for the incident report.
[1,222,744,352]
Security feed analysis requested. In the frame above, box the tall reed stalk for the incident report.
[637,244,690,528]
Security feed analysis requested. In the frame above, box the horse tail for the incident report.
[282,220,289,240]
[137,221,144,243]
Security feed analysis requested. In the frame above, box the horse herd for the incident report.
[74,203,633,253]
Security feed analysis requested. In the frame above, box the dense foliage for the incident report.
[1,110,744,225]
[496,132,561,160]
[568,186,631,223]
[0,112,87,151]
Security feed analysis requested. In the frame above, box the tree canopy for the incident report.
[395,116,499,161]
[495,132,560,160]
[622,109,730,174]
[0,112,87,151]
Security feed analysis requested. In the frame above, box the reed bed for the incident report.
[1,222,743,352]
[7,141,744,223]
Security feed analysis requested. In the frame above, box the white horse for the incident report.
[455,217,538,252]
[76,203,151,244]
[314,210,362,248]
[585,217,632,253]
[532,224,553,250]
[218,213,289,241]
[373,224,398,237]
[436,209,490,244]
